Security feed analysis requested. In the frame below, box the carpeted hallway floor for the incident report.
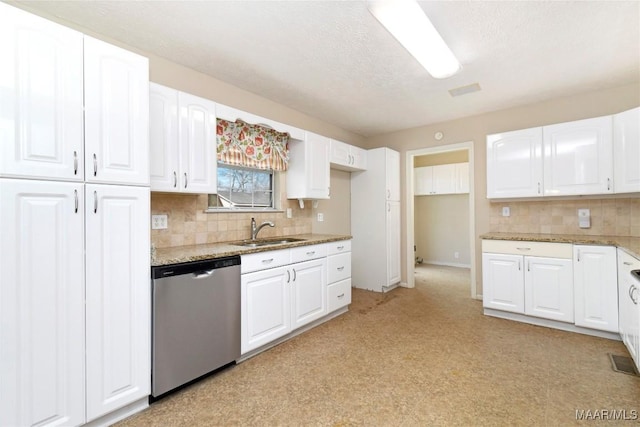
[118,264,639,426]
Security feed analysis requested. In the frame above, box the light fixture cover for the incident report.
[367,0,461,79]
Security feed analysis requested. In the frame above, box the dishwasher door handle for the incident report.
[193,269,215,279]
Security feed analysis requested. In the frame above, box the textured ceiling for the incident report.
[13,0,640,137]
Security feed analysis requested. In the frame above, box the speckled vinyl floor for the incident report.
[118,265,639,426]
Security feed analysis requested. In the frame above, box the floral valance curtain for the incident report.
[216,119,290,171]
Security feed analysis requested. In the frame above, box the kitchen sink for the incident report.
[232,238,307,248]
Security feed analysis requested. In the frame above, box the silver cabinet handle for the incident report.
[630,285,638,305]
[306,251,315,256]
[518,260,521,271]
[337,266,345,271]
[173,171,177,188]
[516,247,531,251]
[527,261,530,272]
[624,261,633,266]
[261,258,274,264]
[337,245,344,251]
[607,178,611,191]
[387,189,390,199]
[337,293,345,298]
[292,269,297,281]
[537,182,541,194]
[184,173,188,189]
[93,153,97,176]
[74,189,78,213]
[73,151,78,175]
[93,190,98,213]
[576,249,580,262]
[286,270,291,283]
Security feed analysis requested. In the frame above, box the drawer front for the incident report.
[327,279,351,312]
[290,244,327,264]
[482,240,572,259]
[326,239,351,256]
[327,252,351,283]
[241,249,290,274]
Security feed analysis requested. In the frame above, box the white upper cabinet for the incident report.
[0,4,84,181]
[455,162,470,194]
[613,107,640,194]
[84,36,149,186]
[386,148,400,201]
[177,92,217,193]
[414,164,463,195]
[329,139,367,171]
[543,116,613,196]
[287,131,330,201]
[487,127,543,198]
[149,85,217,194]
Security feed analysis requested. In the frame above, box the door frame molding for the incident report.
[405,141,477,299]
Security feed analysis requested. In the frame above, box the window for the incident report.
[208,163,276,210]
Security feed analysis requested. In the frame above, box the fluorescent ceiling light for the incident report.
[367,0,461,79]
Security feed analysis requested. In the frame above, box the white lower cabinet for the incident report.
[85,184,150,421]
[618,249,640,370]
[241,241,350,355]
[573,245,618,333]
[0,179,85,427]
[482,240,573,322]
[0,179,150,427]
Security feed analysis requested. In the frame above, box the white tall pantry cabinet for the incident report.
[0,4,150,426]
[351,148,401,292]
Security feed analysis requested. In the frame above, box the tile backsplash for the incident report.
[151,193,312,248]
[489,197,640,237]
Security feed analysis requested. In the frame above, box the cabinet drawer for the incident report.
[290,244,327,263]
[326,239,351,256]
[482,240,572,259]
[327,252,351,283]
[327,279,351,312]
[241,249,290,274]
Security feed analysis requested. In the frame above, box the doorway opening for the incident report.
[405,142,477,299]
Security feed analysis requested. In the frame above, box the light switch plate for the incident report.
[502,207,510,217]
[578,208,591,229]
[152,214,168,230]
[317,213,324,222]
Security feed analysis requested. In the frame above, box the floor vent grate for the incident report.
[609,354,639,377]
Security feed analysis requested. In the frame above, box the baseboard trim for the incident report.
[483,308,621,341]
[83,397,148,427]
[419,260,471,269]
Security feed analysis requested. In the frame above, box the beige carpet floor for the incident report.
[118,264,639,426]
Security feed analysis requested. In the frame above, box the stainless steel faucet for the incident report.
[251,217,275,240]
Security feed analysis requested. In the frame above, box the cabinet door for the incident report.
[613,107,640,194]
[0,179,85,427]
[455,162,470,194]
[618,249,640,368]
[487,127,543,198]
[85,184,150,420]
[524,256,573,323]
[350,145,367,170]
[241,267,291,354]
[84,36,149,186]
[543,116,613,196]
[178,92,217,194]
[414,167,431,196]
[306,132,330,198]
[329,139,351,168]
[386,148,400,201]
[482,253,525,313]
[0,4,84,181]
[386,201,401,286]
[149,83,180,192]
[291,259,327,329]
[574,245,618,332]
[432,164,456,195]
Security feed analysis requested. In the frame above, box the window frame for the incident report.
[207,163,280,212]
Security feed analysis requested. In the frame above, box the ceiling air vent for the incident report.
[449,83,481,97]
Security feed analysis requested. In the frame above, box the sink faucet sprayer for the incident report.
[251,217,275,240]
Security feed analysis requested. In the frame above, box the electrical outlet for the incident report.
[152,214,168,230]
[317,213,324,222]
[454,251,460,259]
[286,208,292,219]
[502,207,510,217]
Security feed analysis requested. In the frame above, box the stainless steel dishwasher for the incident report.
[151,255,241,399]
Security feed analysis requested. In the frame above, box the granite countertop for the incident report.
[480,232,640,259]
[152,233,352,266]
